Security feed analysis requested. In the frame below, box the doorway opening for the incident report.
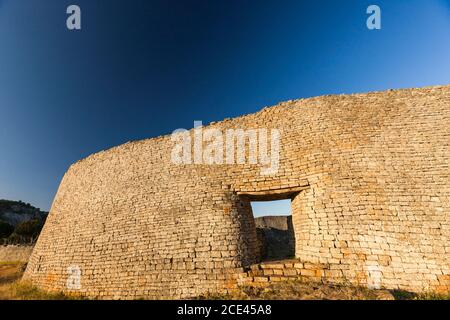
[237,186,307,263]
[250,199,295,262]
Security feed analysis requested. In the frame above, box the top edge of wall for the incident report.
[69,84,450,169]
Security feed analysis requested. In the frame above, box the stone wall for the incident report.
[0,245,34,262]
[23,85,450,298]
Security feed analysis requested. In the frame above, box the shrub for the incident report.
[6,219,45,244]
[0,220,14,239]
[14,219,43,238]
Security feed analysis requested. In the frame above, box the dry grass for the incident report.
[0,262,71,300]
[198,281,396,300]
[199,281,450,300]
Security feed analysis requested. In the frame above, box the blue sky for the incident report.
[0,0,449,214]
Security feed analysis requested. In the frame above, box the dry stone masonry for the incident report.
[23,85,450,299]
[0,245,34,263]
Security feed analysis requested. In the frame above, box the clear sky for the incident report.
[0,0,449,213]
[252,200,292,218]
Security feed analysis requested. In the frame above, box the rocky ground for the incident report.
[202,281,397,300]
[0,200,48,245]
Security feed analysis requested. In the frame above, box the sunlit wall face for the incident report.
[0,0,449,210]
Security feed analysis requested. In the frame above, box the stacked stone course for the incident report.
[23,85,450,298]
[0,245,34,263]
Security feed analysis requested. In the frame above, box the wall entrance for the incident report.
[237,187,306,262]
[251,199,294,261]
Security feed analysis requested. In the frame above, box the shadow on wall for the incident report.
[255,215,295,261]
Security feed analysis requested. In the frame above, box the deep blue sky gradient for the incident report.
[0,0,449,213]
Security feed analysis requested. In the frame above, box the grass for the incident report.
[412,291,450,300]
[198,281,450,300]
[198,281,396,300]
[390,289,450,300]
[0,262,72,300]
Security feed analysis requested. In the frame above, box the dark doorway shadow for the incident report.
[255,215,295,261]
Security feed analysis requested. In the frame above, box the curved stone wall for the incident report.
[23,85,450,298]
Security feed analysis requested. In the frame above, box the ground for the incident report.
[0,262,69,300]
[0,262,448,300]
[206,282,396,300]
[201,283,450,300]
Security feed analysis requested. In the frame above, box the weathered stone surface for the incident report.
[255,216,295,261]
[254,216,291,231]
[23,85,450,299]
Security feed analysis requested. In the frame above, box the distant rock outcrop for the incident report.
[0,200,47,226]
[0,200,47,244]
